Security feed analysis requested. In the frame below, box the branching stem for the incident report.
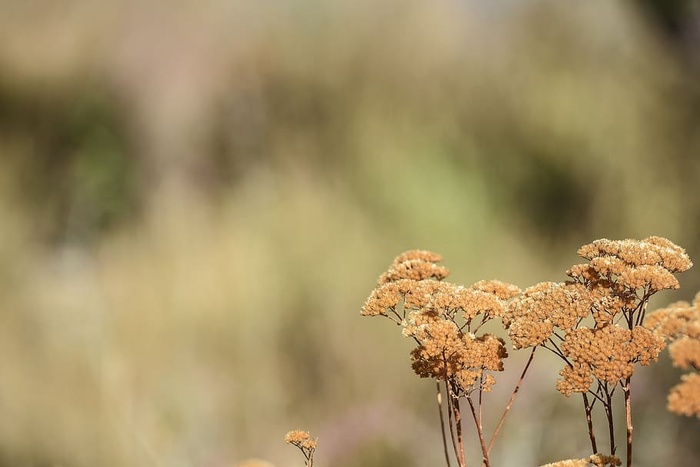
[487,346,537,455]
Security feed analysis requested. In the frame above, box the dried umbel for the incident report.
[285,430,317,467]
[646,292,700,418]
[362,250,520,395]
[504,237,691,394]
[361,250,523,467]
[359,239,693,467]
[503,236,692,467]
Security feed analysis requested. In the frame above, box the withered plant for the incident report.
[361,250,529,467]
[505,237,692,467]
[287,236,695,467]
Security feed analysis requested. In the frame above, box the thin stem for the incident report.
[487,346,537,455]
[582,393,598,454]
[466,396,490,467]
[623,377,633,467]
[445,380,461,465]
[437,382,453,467]
[454,391,467,467]
[603,384,615,455]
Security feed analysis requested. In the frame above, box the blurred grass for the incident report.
[0,1,700,466]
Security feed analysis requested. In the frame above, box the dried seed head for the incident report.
[668,337,700,370]
[378,250,449,284]
[284,430,318,450]
[558,325,664,393]
[576,237,692,292]
[504,282,592,349]
[668,373,700,418]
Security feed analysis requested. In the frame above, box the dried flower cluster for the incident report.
[362,250,523,466]
[646,292,700,418]
[503,237,691,397]
[357,238,694,467]
[541,453,621,467]
[285,430,317,467]
[362,250,520,394]
[501,236,692,467]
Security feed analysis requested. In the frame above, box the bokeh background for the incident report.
[1,0,699,466]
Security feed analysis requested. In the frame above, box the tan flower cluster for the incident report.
[504,237,691,398]
[377,249,450,284]
[645,292,700,341]
[504,282,593,349]
[284,430,317,450]
[557,325,664,395]
[408,320,506,392]
[576,237,692,292]
[667,373,700,418]
[362,250,520,393]
[646,292,700,417]
[541,454,620,467]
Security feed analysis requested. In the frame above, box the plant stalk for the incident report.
[623,377,633,467]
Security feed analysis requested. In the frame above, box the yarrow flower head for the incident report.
[556,325,664,396]
[504,282,594,349]
[667,373,700,418]
[362,250,520,394]
[284,430,317,450]
[575,236,692,292]
[285,430,317,467]
[647,291,700,418]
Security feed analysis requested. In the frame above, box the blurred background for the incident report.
[1,0,699,466]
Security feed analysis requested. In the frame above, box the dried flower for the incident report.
[285,430,317,450]
[576,237,692,292]
[504,282,592,349]
[285,430,317,467]
[667,373,700,418]
[557,325,664,395]
[647,291,700,418]
[378,250,450,284]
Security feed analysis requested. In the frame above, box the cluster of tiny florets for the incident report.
[541,454,621,467]
[504,282,591,349]
[576,236,692,291]
[646,292,700,417]
[667,373,700,418]
[556,325,664,395]
[284,430,317,450]
[503,237,691,397]
[377,250,450,284]
[362,250,520,393]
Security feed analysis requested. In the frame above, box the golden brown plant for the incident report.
[362,250,528,467]
[646,292,700,418]
[503,237,692,467]
[360,239,693,467]
[285,430,317,467]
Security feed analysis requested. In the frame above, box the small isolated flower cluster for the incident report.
[361,250,520,393]
[540,453,621,467]
[284,430,318,450]
[285,430,317,467]
[503,237,691,396]
[646,292,700,418]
